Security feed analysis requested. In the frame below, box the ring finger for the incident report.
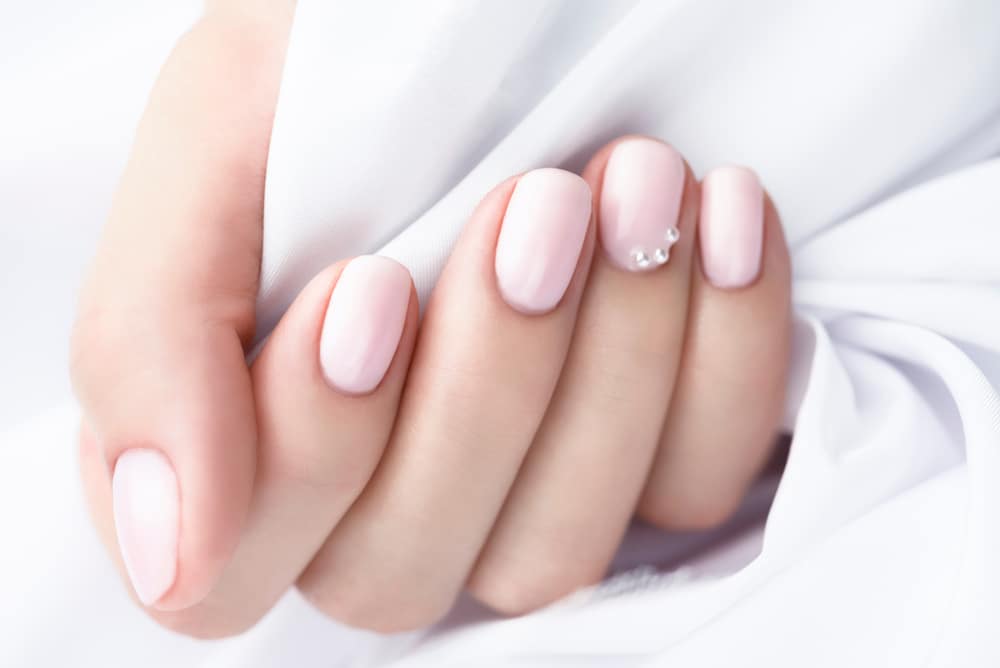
[467,137,698,612]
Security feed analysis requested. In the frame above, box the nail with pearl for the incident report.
[599,138,686,273]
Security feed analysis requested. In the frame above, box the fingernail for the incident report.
[699,166,764,289]
[599,139,685,271]
[494,168,592,314]
[320,255,411,394]
[112,449,180,606]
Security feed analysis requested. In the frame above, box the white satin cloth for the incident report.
[2,0,999,666]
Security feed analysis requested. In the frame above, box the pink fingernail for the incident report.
[494,168,592,314]
[112,449,180,606]
[699,166,764,289]
[319,255,411,394]
[599,139,685,271]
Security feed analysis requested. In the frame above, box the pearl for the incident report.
[632,250,651,268]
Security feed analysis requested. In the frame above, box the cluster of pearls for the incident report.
[631,226,680,269]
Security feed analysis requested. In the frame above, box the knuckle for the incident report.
[69,302,168,405]
[298,579,451,633]
[68,307,130,395]
[468,555,599,617]
[637,487,740,532]
[468,577,550,617]
[147,605,256,640]
[264,435,380,497]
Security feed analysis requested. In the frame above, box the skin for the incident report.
[71,1,790,636]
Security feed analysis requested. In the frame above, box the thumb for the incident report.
[70,2,294,610]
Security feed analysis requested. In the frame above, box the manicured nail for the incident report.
[112,449,180,606]
[699,166,764,289]
[494,168,592,314]
[319,255,411,394]
[599,139,685,271]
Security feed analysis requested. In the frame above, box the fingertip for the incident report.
[494,168,592,315]
[597,138,686,272]
[699,165,765,290]
[112,448,180,607]
[319,256,414,395]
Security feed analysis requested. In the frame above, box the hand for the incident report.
[71,1,790,636]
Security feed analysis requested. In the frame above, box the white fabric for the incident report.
[2,0,999,666]
[0,0,203,425]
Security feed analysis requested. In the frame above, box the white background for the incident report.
[0,1,201,426]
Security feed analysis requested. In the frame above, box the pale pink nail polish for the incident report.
[319,255,411,394]
[494,168,592,314]
[699,166,764,289]
[112,449,180,606]
[599,139,685,271]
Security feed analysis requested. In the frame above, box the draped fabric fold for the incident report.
[256,0,1000,663]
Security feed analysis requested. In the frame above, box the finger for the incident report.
[638,167,792,529]
[145,257,416,637]
[297,169,595,632]
[71,5,292,610]
[467,137,698,612]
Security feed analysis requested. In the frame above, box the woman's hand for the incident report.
[70,1,790,637]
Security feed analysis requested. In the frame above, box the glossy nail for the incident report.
[319,255,411,394]
[112,448,180,606]
[494,168,592,314]
[700,166,764,288]
[599,139,685,271]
